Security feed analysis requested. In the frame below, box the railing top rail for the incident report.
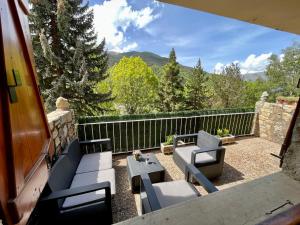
[77,111,256,126]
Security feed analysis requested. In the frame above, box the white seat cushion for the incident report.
[153,180,199,208]
[76,152,112,174]
[62,168,115,209]
[175,145,217,164]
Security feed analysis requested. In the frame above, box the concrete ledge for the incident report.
[117,172,300,225]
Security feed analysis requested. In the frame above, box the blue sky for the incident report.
[89,0,300,74]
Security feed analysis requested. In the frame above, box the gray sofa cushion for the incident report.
[197,130,221,148]
[175,146,217,164]
[76,152,112,174]
[152,180,199,208]
[62,168,116,209]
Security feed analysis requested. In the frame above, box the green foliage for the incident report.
[217,128,230,137]
[29,0,111,115]
[241,79,268,107]
[78,107,254,123]
[184,59,210,110]
[108,56,159,114]
[158,48,184,111]
[211,63,244,108]
[164,135,174,145]
[266,43,300,101]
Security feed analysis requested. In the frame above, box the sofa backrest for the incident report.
[197,130,221,148]
[46,155,76,207]
[62,138,82,169]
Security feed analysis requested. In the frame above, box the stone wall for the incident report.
[47,97,76,155]
[254,93,295,144]
[282,107,300,181]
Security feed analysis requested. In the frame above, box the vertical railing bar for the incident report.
[83,125,87,153]
[189,117,192,134]
[203,116,206,132]
[165,119,168,139]
[160,119,162,144]
[194,117,197,133]
[170,118,173,135]
[149,120,151,148]
[155,119,157,147]
[132,121,134,151]
[184,118,187,134]
[126,122,128,152]
[106,123,108,138]
[91,124,95,152]
[180,118,183,135]
[119,122,122,153]
[175,118,178,134]
[144,120,146,150]
[98,124,102,152]
[138,121,140,149]
[112,123,116,153]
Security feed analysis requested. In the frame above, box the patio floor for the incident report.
[111,137,281,224]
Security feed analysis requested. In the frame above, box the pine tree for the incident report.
[184,59,209,110]
[213,63,244,108]
[29,0,112,115]
[158,48,184,111]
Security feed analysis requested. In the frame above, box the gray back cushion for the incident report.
[197,130,221,148]
[48,155,75,192]
[47,155,76,207]
[63,138,82,169]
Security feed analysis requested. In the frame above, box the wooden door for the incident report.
[0,0,54,224]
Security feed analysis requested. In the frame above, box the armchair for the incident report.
[173,130,226,179]
[140,163,218,214]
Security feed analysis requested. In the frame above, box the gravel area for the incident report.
[111,137,281,224]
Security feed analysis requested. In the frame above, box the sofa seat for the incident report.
[76,152,112,174]
[62,168,116,209]
[175,146,217,164]
[152,180,199,208]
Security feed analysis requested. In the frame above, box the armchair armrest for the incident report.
[173,133,198,148]
[191,146,225,164]
[140,173,161,213]
[185,164,218,193]
[41,182,111,202]
[79,138,112,150]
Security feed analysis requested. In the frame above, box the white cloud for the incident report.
[91,0,159,52]
[214,53,272,74]
[214,62,225,74]
[112,42,138,53]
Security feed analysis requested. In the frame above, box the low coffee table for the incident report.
[127,153,165,193]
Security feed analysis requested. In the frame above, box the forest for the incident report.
[29,0,300,116]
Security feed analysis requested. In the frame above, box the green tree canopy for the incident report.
[184,59,209,110]
[30,0,111,115]
[108,56,159,114]
[158,48,184,111]
[266,43,300,101]
[212,63,244,108]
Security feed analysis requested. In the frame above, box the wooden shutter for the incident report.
[0,0,54,224]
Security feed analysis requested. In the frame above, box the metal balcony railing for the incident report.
[77,111,255,154]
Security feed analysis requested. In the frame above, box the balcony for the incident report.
[71,108,286,224]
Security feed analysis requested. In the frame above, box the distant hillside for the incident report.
[242,72,266,81]
[108,51,192,70]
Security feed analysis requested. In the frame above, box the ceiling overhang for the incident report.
[159,0,300,35]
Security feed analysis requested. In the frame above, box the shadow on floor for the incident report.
[213,162,245,186]
[112,164,138,223]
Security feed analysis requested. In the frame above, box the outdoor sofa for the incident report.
[140,163,218,214]
[40,138,115,225]
[173,130,226,179]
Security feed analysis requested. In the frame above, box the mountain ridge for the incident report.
[108,51,266,81]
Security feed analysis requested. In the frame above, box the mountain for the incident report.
[242,72,266,81]
[108,51,192,70]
